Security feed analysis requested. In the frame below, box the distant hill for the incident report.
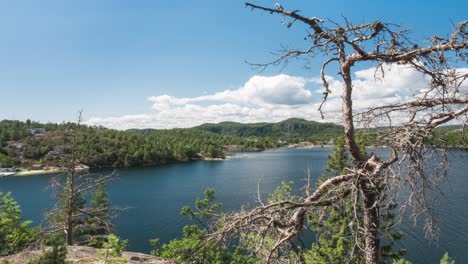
[194,118,343,138]
[432,125,467,147]
[0,120,238,169]
[1,119,464,169]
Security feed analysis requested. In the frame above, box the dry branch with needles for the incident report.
[46,111,120,246]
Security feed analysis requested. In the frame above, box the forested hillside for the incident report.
[195,118,342,143]
[0,119,465,169]
[0,120,285,169]
[195,118,467,147]
[432,125,467,147]
[356,125,467,148]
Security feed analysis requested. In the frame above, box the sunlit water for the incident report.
[1,148,466,263]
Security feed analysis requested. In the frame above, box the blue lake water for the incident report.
[0,147,467,263]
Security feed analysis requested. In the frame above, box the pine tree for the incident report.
[0,192,37,256]
[47,112,115,246]
[440,252,456,264]
[38,241,68,264]
[307,137,361,263]
[308,137,404,263]
[86,182,112,247]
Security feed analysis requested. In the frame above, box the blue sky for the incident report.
[1,0,467,129]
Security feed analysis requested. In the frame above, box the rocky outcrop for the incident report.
[0,246,174,264]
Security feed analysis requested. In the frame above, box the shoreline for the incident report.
[15,169,64,176]
[5,146,465,177]
[11,165,90,177]
[5,156,229,177]
[287,143,334,149]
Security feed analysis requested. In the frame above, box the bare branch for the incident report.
[213,5,467,263]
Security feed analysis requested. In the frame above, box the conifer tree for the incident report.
[86,182,112,247]
[38,240,68,264]
[47,112,115,246]
[440,252,456,264]
[0,192,37,256]
[308,137,359,263]
[309,137,405,263]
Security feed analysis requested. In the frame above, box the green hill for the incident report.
[0,120,235,169]
[1,119,464,170]
[194,118,343,138]
[432,125,467,147]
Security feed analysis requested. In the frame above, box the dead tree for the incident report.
[208,3,467,264]
[48,112,116,246]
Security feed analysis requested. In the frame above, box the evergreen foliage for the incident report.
[307,137,361,263]
[47,188,87,245]
[96,234,128,264]
[440,252,456,264]
[86,182,112,247]
[35,239,68,264]
[308,136,405,263]
[0,119,464,169]
[0,192,37,256]
[47,117,116,247]
[153,178,405,263]
[47,177,114,247]
[153,189,256,264]
[194,118,342,143]
[0,120,253,169]
[391,252,456,264]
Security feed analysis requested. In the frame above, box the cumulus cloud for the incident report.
[87,74,322,130]
[148,74,314,110]
[85,65,462,130]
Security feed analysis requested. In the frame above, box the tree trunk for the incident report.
[65,167,76,246]
[361,181,380,264]
[66,208,73,245]
[341,63,365,163]
[341,61,380,263]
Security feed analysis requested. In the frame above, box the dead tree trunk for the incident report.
[49,111,116,246]
[64,119,79,246]
[361,180,380,264]
[342,58,380,264]
[340,50,366,164]
[211,4,468,264]
[65,167,75,246]
[338,41,383,262]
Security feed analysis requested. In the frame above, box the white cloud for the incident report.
[319,64,428,101]
[148,74,314,109]
[85,65,466,130]
[353,64,428,99]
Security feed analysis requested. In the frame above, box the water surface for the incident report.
[1,147,466,263]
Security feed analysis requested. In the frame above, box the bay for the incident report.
[0,147,466,263]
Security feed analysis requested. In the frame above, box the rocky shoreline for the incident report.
[0,246,173,264]
[5,164,89,177]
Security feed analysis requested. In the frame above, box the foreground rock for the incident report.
[0,246,174,264]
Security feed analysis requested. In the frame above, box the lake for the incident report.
[0,147,467,263]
